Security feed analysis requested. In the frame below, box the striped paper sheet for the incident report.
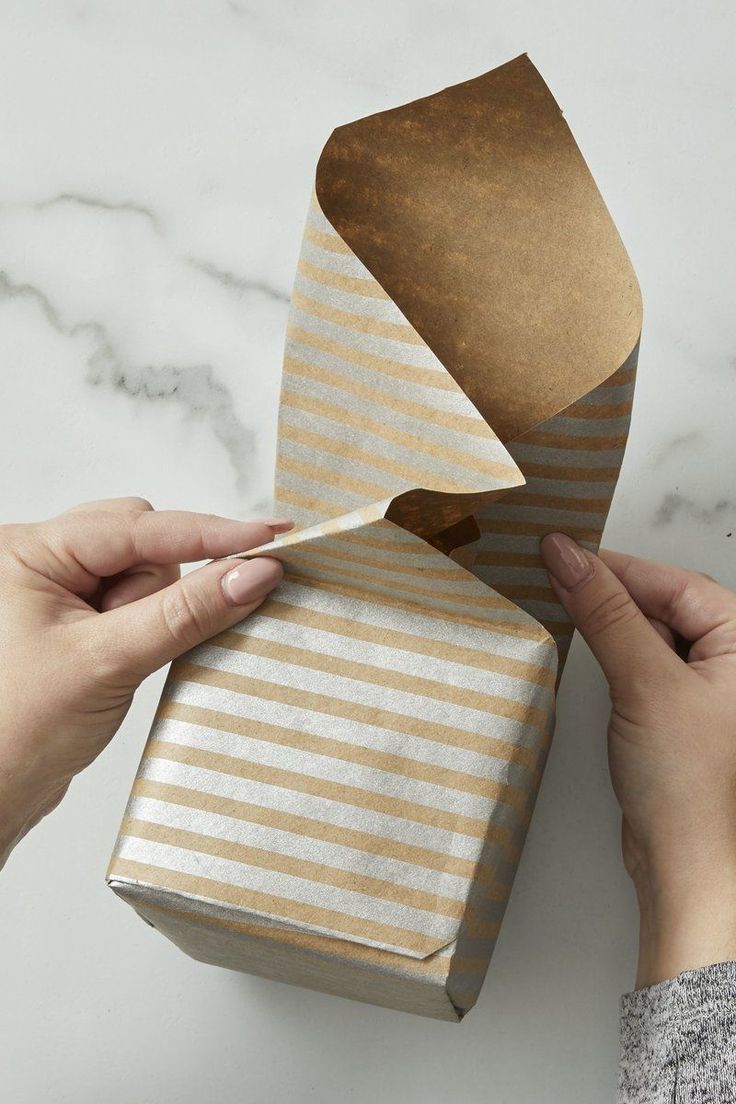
[109,55,641,1020]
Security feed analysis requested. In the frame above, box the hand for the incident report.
[0,497,289,869]
[540,533,736,988]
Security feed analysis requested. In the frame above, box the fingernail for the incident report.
[262,518,294,534]
[221,557,283,606]
[540,532,595,591]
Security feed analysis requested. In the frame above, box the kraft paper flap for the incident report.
[315,53,642,445]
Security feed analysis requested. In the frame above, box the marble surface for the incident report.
[1,2,734,1102]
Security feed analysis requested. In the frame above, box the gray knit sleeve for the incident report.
[618,961,736,1102]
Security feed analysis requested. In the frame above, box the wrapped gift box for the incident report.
[108,54,641,1021]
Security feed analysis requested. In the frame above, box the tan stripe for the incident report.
[520,429,628,451]
[463,916,502,940]
[303,224,354,256]
[287,547,513,611]
[599,363,637,386]
[497,584,557,602]
[110,847,441,956]
[289,323,457,393]
[278,449,390,501]
[292,288,424,346]
[283,355,491,439]
[517,461,619,483]
[121,817,466,920]
[287,572,551,643]
[477,519,601,543]
[327,527,430,555]
[298,257,390,299]
[279,421,467,497]
[276,484,343,521]
[162,687,536,803]
[143,739,519,851]
[500,490,612,513]
[261,599,555,689]
[132,778,491,883]
[126,891,454,978]
[310,538,467,579]
[279,386,518,478]
[563,400,632,420]
[211,631,548,735]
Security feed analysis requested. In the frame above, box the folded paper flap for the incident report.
[276,194,524,533]
[108,871,464,967]
[108,856,460,960]
[230,513,554,648]
[316,54,642,444]
[227,501,391,562]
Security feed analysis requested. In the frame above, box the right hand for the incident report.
[540,533,736,988]
[0,498,289,870]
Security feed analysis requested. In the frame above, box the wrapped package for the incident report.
[108,54,641,1021]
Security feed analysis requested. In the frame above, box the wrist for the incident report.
[0,760,69,870]
[634,854,736,988]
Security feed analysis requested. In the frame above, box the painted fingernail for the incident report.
[221,557,283,606]
[540,532,595,591]
[262,518,294,533]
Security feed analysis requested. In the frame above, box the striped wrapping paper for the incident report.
[108,55,642,1020]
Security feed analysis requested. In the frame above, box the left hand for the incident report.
[0,497,290,868]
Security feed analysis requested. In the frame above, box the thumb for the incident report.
[92,554,283,680]
[540,533,675,691]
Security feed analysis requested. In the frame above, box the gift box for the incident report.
[108,54,641,1021]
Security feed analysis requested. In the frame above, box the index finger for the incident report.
[540,534,677,691]
[42,509,293,580]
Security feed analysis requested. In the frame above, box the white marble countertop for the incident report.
[1,3,734,1102]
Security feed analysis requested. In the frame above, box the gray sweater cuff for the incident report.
[618,961,736,1102]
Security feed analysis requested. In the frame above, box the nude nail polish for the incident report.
[221,557,283,606]
[540,532,595,590]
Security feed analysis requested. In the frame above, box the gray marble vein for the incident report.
[652,432,704,468]
[188,257,289,303]
[33,193,163,233]
[655,492,736,529]
[0,271,255,496]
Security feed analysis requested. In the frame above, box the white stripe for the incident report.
[168,664,541,783]
[278,578,555,667]
[138,756,495,863]
[153,710,524,830]
[239,612,553,706]
[128,794,473,901]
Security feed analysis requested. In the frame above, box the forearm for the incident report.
[634,852,736,989]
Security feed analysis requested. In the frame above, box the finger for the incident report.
[647,616,676,650]
[63,496,154,515]
[540,533,677,690]
[34,510,293,586]
[100,563,180,611]
[600,549,736,656]
[94,555,284,677]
